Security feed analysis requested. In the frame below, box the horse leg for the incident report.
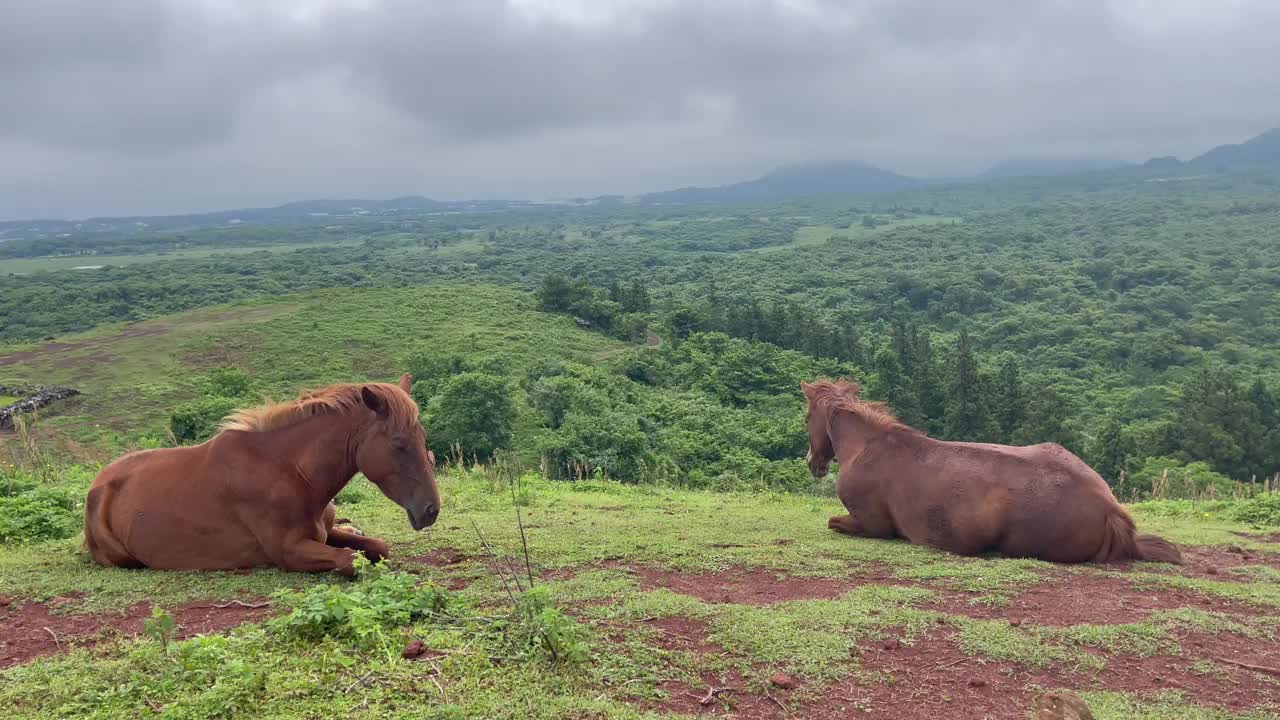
[277,537,360,576]
[326,528,390,564]
[828,514,867,536]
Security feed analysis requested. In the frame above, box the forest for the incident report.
[4,169,1280,497]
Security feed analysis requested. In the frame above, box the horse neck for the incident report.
[266,412,363,503]
[827,409,885,465]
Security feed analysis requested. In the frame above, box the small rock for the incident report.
[936,617,947,625]
[402,640,426,659]
[1227,545,1245,555]
[769,672,798,690]
[968,678,987,688]
[881,640,900,651]
[1205,566,1218,575]
[1009,618,1022,627]
[0,595,11,608]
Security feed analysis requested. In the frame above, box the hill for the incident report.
[979,157,1132,178]
[640,162,922,204]
[0,285,620,446]
[1191,127,1280,170]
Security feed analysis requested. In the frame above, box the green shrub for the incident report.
[1229,493,1280,527]
[0,485,81,543]
[425,372,515,461]
[1126,456,1238,499]
[169,396,240,444]
[537,410,650,481]
[269,565,455,647]
[205,366,254,398]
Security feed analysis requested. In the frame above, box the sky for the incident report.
[2,0,1279,219]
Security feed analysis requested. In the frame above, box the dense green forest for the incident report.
[4,170,1280,496]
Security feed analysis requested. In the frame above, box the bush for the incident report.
[205,366,253,398]
[425,373,515,461]
[269,565,455,647]
[537,410,650,481]
[170,396,240,444]
[1124,456,1237,500]
[0,485,81,543]
[1229,493,1280,527]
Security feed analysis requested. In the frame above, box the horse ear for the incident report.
[361,386,388,417]
[800,381,814,398]
[398,373,413,392]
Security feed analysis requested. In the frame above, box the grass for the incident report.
[0,395,20,407]
[3,469,1279,718]
[0,241,361,275]
[0,285,621,448]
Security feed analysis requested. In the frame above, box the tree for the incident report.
[870,347,924,429]
[1089,415,1132,486]
[1166,367,1246,478]
[1014,383,1077,452]
[537,274,574,312]
[425,373,515,461]
[990,355,1025,443]
[944,329,988,441]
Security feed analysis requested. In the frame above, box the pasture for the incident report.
[1,469,1279,718]
[0,241,362,275]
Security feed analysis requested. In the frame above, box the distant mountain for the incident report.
[640,162,921,204]
[1142,155,1184,171]
[1190,128,1280,170]
[979,157,1132,179]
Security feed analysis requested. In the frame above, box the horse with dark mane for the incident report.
[84,374,439,575]
[801,379,1181,564]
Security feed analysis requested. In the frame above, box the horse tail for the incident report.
[1095,508,1182,565]
[83,484,141,568]
[1135,533,1183,565]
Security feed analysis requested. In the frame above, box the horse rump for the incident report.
[1096,509,1182,565]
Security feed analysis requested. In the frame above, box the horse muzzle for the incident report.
[807,452,831,478]
[407,502,439,531]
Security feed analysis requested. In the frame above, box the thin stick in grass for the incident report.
[510,472,535,588]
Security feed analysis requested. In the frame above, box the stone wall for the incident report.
[0,385,81,429]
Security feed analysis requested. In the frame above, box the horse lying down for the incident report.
[84,373,439,576]
[801,380,1182,565]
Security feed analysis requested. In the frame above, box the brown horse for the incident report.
[84,374,439,576]
[802,379,1181,565]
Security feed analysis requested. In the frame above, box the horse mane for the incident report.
[218,382,419,434]
[803,379,925,436]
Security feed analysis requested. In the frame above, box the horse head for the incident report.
[355,373,441,530]
[801,381,835,478]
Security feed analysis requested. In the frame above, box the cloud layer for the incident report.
[3,0,1279,218]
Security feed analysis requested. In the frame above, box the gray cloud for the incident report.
[2,0,1279,218]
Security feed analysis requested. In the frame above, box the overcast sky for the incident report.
[3,0,1279,219]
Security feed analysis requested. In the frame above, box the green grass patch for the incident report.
[0,241,360,275]
[1078,690,1280,720]
[896,557,1045,605]
[954,618,1102,670]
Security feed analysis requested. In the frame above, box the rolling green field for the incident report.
[0,285,619,448]
[2,469,1278,718]
[0,241,361,275]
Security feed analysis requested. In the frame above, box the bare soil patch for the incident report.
[1234,531,1280,544]
[0,597,273,669]
[923,571,1268,624]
